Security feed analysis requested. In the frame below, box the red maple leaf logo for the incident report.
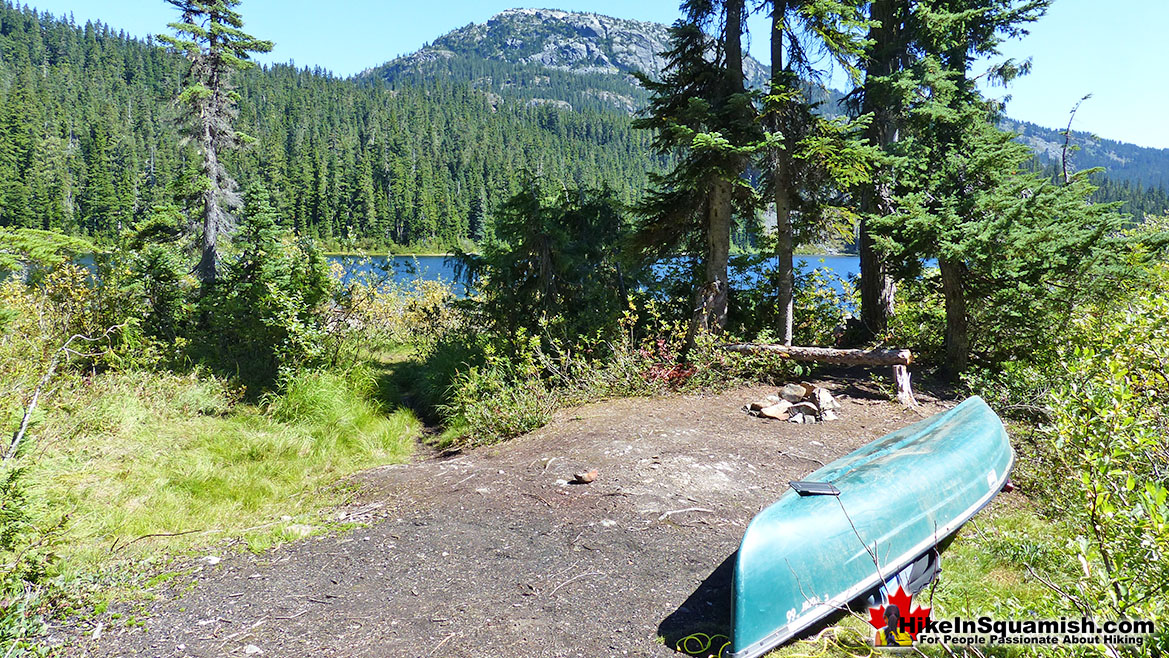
[867,586,932,642]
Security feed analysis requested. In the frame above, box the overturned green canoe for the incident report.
[730,396,1013,658]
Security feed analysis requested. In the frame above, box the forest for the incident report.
[0,0,1167,656]
[0,1,663,250]
[0,1,1166,252]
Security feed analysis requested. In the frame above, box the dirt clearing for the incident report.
[78,383,950,657]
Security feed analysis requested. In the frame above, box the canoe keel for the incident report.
[729,397,1013,658]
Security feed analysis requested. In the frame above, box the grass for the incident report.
[21,365,419,568]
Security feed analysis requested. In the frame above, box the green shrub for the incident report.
[728,254,856,345]
[885,269,945,364]
[456,178,637,349]
[0,466,64,655]
[1042,275,1169,624]
[200,189,334,392]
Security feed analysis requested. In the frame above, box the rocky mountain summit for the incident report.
[364,8,1169,196]
[433,9,672,77]
[387,8,768,81]
[366,8,769,113]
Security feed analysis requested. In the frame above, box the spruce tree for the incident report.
[158,0,272,284]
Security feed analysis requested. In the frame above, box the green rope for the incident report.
[677,632,731,657]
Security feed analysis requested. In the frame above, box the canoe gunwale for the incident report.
[728,447,1015,658]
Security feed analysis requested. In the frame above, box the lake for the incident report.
[328,253,862,294]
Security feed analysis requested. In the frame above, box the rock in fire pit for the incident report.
[746,384,842,423]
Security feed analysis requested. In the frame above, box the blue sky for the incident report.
[23,0,1169,149]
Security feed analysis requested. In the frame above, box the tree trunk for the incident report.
[724,0,745,89]
[705,177,732,331]
[939,257,969,377]
[692,0,746,336]
[195,96,221,284]
[858,220,894,334]
[770,4,795,346]
[857,0,905,338]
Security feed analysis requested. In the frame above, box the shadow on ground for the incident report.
[657,547,906,656]
[659,551,737,651]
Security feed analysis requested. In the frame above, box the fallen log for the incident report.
[720,343,919,407]
[721,344,911,366]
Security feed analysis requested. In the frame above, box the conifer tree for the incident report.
[760,0,870,344]
[634,0,758,337]
[873,0,1130,376]
[158,0,272,284]
[853,0,908,338]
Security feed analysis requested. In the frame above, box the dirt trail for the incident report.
[80,383,949,658]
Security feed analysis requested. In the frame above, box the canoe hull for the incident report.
[730,396,1013,658]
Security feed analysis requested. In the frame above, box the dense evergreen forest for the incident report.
[3,1,1164,252]
[0,1,664,249]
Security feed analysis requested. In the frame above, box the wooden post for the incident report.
[720,343,919,407]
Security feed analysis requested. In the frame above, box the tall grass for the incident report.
[23,366,418,567]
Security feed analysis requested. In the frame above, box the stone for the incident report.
[572,469,598,484]
[781,384,807,403]
[814,387,841,411]
[787,413,804,423]
[758,400,793,419]
[822,409,839,421]
[790,402,819,417]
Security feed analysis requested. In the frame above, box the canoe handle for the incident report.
[789,481,841,496]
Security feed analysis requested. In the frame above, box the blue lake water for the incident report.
[74,253,863,294]
[327,253,862,294]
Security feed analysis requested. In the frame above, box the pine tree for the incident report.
[158,0,273,284]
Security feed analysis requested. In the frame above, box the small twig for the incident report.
[778,450,824,466]
[274,610,309,620]
[522,492,554,507]
[112,528,204,553]
[429,632,458,656]
[449,472,478,488]
[547,571,604,596]
[657,507,714,521]
[1024,564,1090,617]
[836,497,889,587]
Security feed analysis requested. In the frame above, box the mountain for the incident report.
[0,2,1164,251]
[363,8,772,114]
[1004,118,1169,191]
[366,8,1168,217]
